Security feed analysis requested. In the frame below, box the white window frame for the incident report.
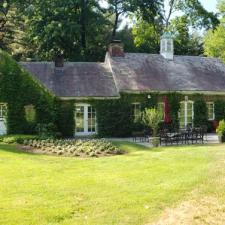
[75,103,97,136]
[157,102,165,122]
[132,103,141,122]
[206,102,215,121]
[179,101,194,128]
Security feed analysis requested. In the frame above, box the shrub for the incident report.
[36,123,61,139]
[142,108,161,137]
[216,120,225,143]
[0,135,38,144]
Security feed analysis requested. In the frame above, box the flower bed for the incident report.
[22,139,124,157]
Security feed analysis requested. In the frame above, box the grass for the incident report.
[0,142,225,225]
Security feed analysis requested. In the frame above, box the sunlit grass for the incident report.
[0,142,224,225]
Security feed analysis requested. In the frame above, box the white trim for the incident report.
[121,90,225,95]
[74,104,97,136]
[206,102,215,121]
[60,96,120,100]
[179,101,194,128]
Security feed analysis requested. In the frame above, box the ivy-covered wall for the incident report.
[0,50,56,134]
[2,50,225,137]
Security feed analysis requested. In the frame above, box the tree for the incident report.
[163,0,219,30]
[132,20,161,53]
[116,26,137,52]
[204,25,225,63]
[204,0,225,63]
[24,0,110,61]
[170,16,203,55]
[106,0,130,39]
[0,0,10,49]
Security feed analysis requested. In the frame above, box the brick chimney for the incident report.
[55,54,64,67]
[109,40,125,57]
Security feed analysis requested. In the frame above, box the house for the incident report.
[1,32,225,137]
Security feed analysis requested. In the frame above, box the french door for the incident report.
[75,104,97,136]
[0,103,7,135]
[179,101,194,129]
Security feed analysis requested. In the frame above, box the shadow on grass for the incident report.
[0,144,40,156]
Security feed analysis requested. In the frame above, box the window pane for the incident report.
[133,103,141,122]
[88,106,96,132]
[157,103,164,121]
[207,102,214,120]
[76,106,84,132]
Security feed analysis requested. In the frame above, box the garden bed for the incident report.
[21,138,124,158]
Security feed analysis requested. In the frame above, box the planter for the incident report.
[151,137,160,147]
[218,134,225,143]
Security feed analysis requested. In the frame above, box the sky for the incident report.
[100,0,218,29]
[199,0,218,12]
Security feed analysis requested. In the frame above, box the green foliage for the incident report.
[168,93,181,130]
[36,123,60,139]
[94,97,133,137]
[23,0,110,61]
[142,108,161,136]
[55,100,75,137]
[0,134,38,144]
[0,50,56,134]
[204,25,225,63]
[204,0,225,63]
[216,120,225,142]
[132,20,161,53]
[214,100,225,121]
[194,98,208,127]
[169,16,203,56]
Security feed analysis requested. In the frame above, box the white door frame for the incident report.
[0,103,7,135]
[179,101,194,128]
[75,103,97,136]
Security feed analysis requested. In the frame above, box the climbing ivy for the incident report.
[193,97,208,127]
[0,50,56,134]
[215,100,225,121]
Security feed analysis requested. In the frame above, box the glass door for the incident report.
[75,104,97,136]
[179,101,193,129]
[0,103,7,135]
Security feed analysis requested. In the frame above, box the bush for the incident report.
[142,108,161,137]
[0,135,38,144]
[22,138,124,157]
[216,120,225,142]
[36,123,61,139]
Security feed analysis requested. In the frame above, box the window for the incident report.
[207,102,214,120]
[132,103,141,122]
[167,39,172,52]
[75,104,97,135]
[179,101,194,128]
[0,103,7,120]
[157,102,165,121]
[24,105,36,123]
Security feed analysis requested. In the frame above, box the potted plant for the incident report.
[142,108,161,147]
[216,120,225,143]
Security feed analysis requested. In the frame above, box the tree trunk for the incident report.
[80,0,87,49]
[112,11,119,40]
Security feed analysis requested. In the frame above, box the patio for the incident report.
[109,133,219,148]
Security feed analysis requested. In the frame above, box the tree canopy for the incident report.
[0,0,223,62]
[204,0,225,63]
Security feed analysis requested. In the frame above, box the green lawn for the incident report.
[0,142,225,225]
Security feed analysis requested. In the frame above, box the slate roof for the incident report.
[21,62,119,98]
[20,53,225,98]
[109,53,225,93]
